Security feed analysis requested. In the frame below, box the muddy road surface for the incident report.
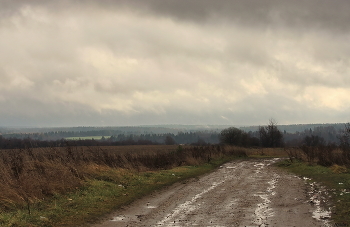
[92,158,331,227]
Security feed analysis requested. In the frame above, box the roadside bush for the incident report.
[285,147,303,162]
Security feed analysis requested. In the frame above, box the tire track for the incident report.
[92,159,330,227]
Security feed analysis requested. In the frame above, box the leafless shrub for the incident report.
[285,147,303,162]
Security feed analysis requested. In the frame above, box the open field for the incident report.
[1,145,349,226]
[0,144,246,226]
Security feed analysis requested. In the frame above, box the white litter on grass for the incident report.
[341,189,350,194]
[39,216,48,221]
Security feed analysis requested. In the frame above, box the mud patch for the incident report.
[157,180,225,226]
[253,161,280,226]
[92,159,331,227]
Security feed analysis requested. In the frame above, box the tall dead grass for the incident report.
[0,145,246,211]
[285,145,350,167]
[244,147,288,157]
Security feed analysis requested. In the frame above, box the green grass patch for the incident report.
[0,156,237,227]
[277,159,350,226]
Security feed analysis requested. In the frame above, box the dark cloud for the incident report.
[140,0,350,32]
[3,0,350,32]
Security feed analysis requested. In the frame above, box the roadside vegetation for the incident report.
[225,120,350,226]
[278,124,350,226]
[278,158,350,226]
[0,144,247,226]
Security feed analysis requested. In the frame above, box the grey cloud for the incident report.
[0,0,349,127]
[142,0,350,32]
[3,0,350,32]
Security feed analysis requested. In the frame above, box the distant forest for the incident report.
[0,123,348,149]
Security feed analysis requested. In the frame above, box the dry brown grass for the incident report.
[284,145,350,168]
[245,147,288,157]
[0,144,246,211]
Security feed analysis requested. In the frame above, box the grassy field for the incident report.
[0,159,235,226]
[1,145,349,226]
[277,159,350,226]
[0,145,247,226]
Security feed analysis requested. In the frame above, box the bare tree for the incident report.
[259,119,284,147]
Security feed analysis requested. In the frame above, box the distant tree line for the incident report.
[108,132,218,145]
[0,131,219,149]
[1,120,349,149]
[1,130,219,144]
[0,136,162,149]
[2,130,124,141]
[219,120,350,148]
[219,119,284,148]
[283,125,340,146]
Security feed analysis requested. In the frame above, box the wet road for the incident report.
[92,159,331,227]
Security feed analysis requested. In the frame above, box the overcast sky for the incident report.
[0,0,349,127]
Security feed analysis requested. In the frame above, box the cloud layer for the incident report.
[0,1,349,126]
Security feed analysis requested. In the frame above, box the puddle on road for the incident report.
[253,173,279,226]
[253,159,280,174]
[157,180,225,226]
[267,158,281,166]
[253,163,265,174]
[297,176,332,226]
[224,162,245,171]
[111,215,126,221]
[252,159,281,226]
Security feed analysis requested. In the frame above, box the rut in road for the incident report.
[92,158,331,227]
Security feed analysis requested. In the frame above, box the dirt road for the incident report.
[92,158,331,227]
